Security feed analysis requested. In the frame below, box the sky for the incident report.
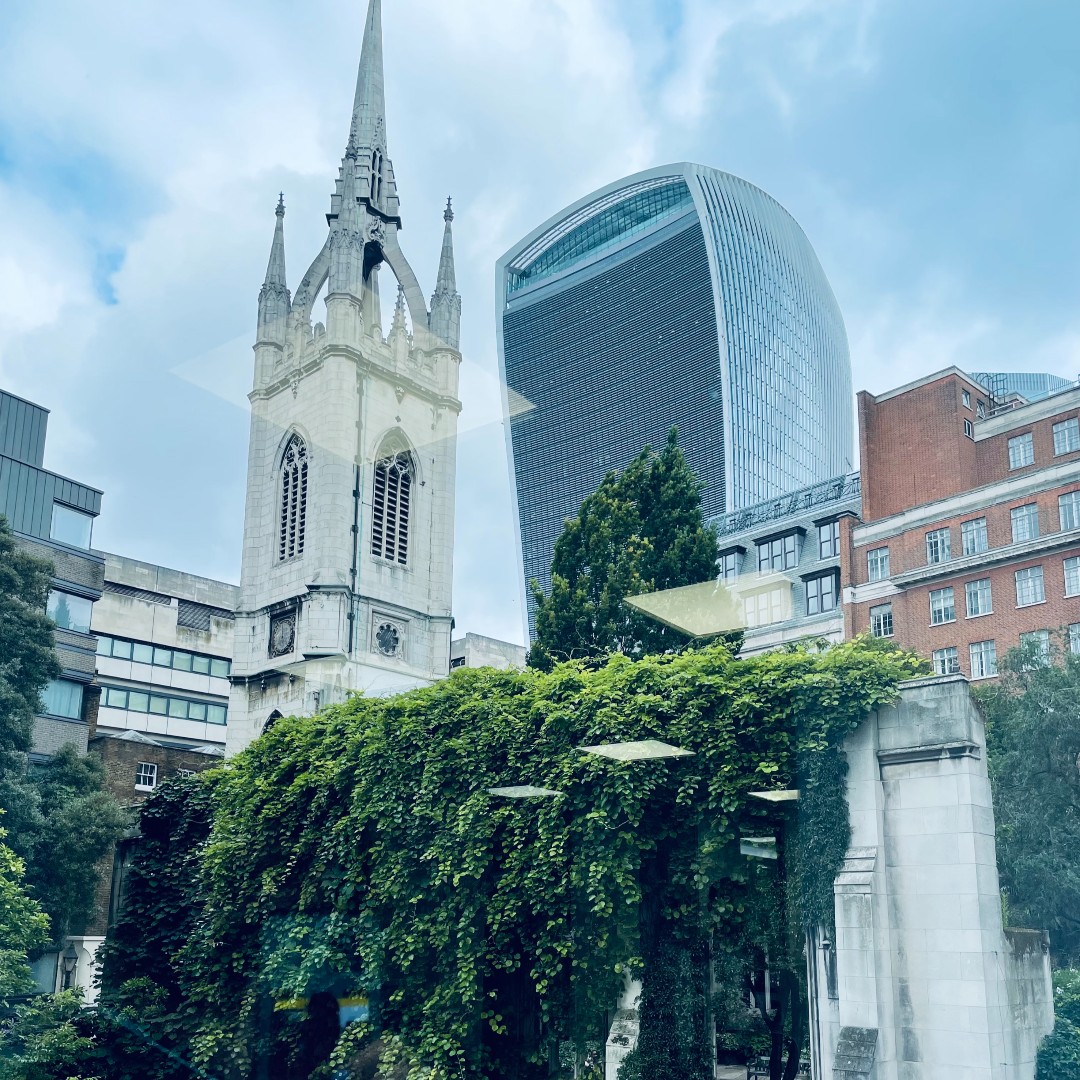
[0,0,1078,645]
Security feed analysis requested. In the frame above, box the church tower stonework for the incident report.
[227,0,461,754]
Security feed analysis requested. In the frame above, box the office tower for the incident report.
[497,163,853,635]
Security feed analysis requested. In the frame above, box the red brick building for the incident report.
[844,367,1080,679]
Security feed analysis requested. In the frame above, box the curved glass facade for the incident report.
[497,164,853,636]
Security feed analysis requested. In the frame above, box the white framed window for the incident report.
[1019,630,1051,667]
[46,590,93,634]
[757,533,800,572]
[371,450,415,565]
[278,433,309,561]
[135,762,158,791]
[962,389,971,409]
[870,603,893,638]
[867,547,890,582]
[1008,432,1035,469]
[1015,565,1045,606]
[929,587,955,625]
[976,401,986,419]
[1070,624,1080,656]
[925,528,951,565]
[964,419,974,439]
[1059,491,1080,531]
[961,518,989,556]
[965,577,992,617]
[719,550,739,581]
[806,573,839,615]
[1011,504,1040,543]
[743,587,789,628]
[818,520,840,560]
[1053,418,1080,456]
[969,640,998,679]
[1064,556,1080,598]
[932,647,960,675]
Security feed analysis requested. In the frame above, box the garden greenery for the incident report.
[96,639,924,1080]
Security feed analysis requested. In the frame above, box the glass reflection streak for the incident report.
[497,163,854,637]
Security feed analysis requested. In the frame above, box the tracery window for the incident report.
[371,450,414,565]
[278,434,308,560]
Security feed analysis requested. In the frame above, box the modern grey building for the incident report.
[971,371,1074,405]
[0,389,104,758]
[497,163,854,636]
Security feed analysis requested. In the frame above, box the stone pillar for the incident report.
[813,675,1054,1080]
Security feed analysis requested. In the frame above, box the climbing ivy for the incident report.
[90,638,923,1080]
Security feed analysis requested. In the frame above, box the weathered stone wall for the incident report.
[813,675,1054,1080]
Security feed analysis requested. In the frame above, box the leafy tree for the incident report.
[979,634,1080,963]
[0,516,60,753]
[0,516,124,943]
[529,430,729,668]
[1036,969,1080,1079]
[79,639,921,1080]
[0,823,49,998]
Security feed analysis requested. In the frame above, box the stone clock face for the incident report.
[269,614,296,658]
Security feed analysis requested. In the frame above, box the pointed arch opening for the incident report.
[371,436,415,566]
[278,433,309,560]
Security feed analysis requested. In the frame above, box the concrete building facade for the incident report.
[228,0,463,753]
[846,368,1080,680]
[0,389,104,758]
[92,553,237,747]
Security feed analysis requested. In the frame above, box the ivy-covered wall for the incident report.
[99,639,924,1080]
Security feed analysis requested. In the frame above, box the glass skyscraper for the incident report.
[497,163,854,636]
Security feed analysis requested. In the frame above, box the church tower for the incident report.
[227,0,462,753]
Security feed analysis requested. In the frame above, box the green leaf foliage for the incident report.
[90,638,921,1080]
[1036,969,1080,1080]
[978,636,1080,963]
[0,822,49,998]
[529,430,733,667]
[0,516,60,754]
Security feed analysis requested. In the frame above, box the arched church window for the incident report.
[370,151,382,203]
[278,434,308,560]
[371,449,414,565]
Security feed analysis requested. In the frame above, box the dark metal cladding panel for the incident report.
[0,391,49,468]
[503,219,723,633]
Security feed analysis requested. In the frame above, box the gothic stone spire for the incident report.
[428,197,461,350]
[257,194,290,339]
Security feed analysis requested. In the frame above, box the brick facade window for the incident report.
[969,640,998,679]
[1064,556,1080,598]
[867,547,890,581]
[1019,630,1051,667]
[965,577,992,617]
[964,418,974,439]
[135,762,158,791]
[1015,565,1045,607]
[1070,624,1080,656]
[961,518,988,555]
[1059,491,1080,531]
[929,587,955,625]
[932,647,959,675]
[870,603,893,638]
[1008,432,1034,469]
[925,528,951,565]
[1011,504,1040,543]
[1053,418,1080,455]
